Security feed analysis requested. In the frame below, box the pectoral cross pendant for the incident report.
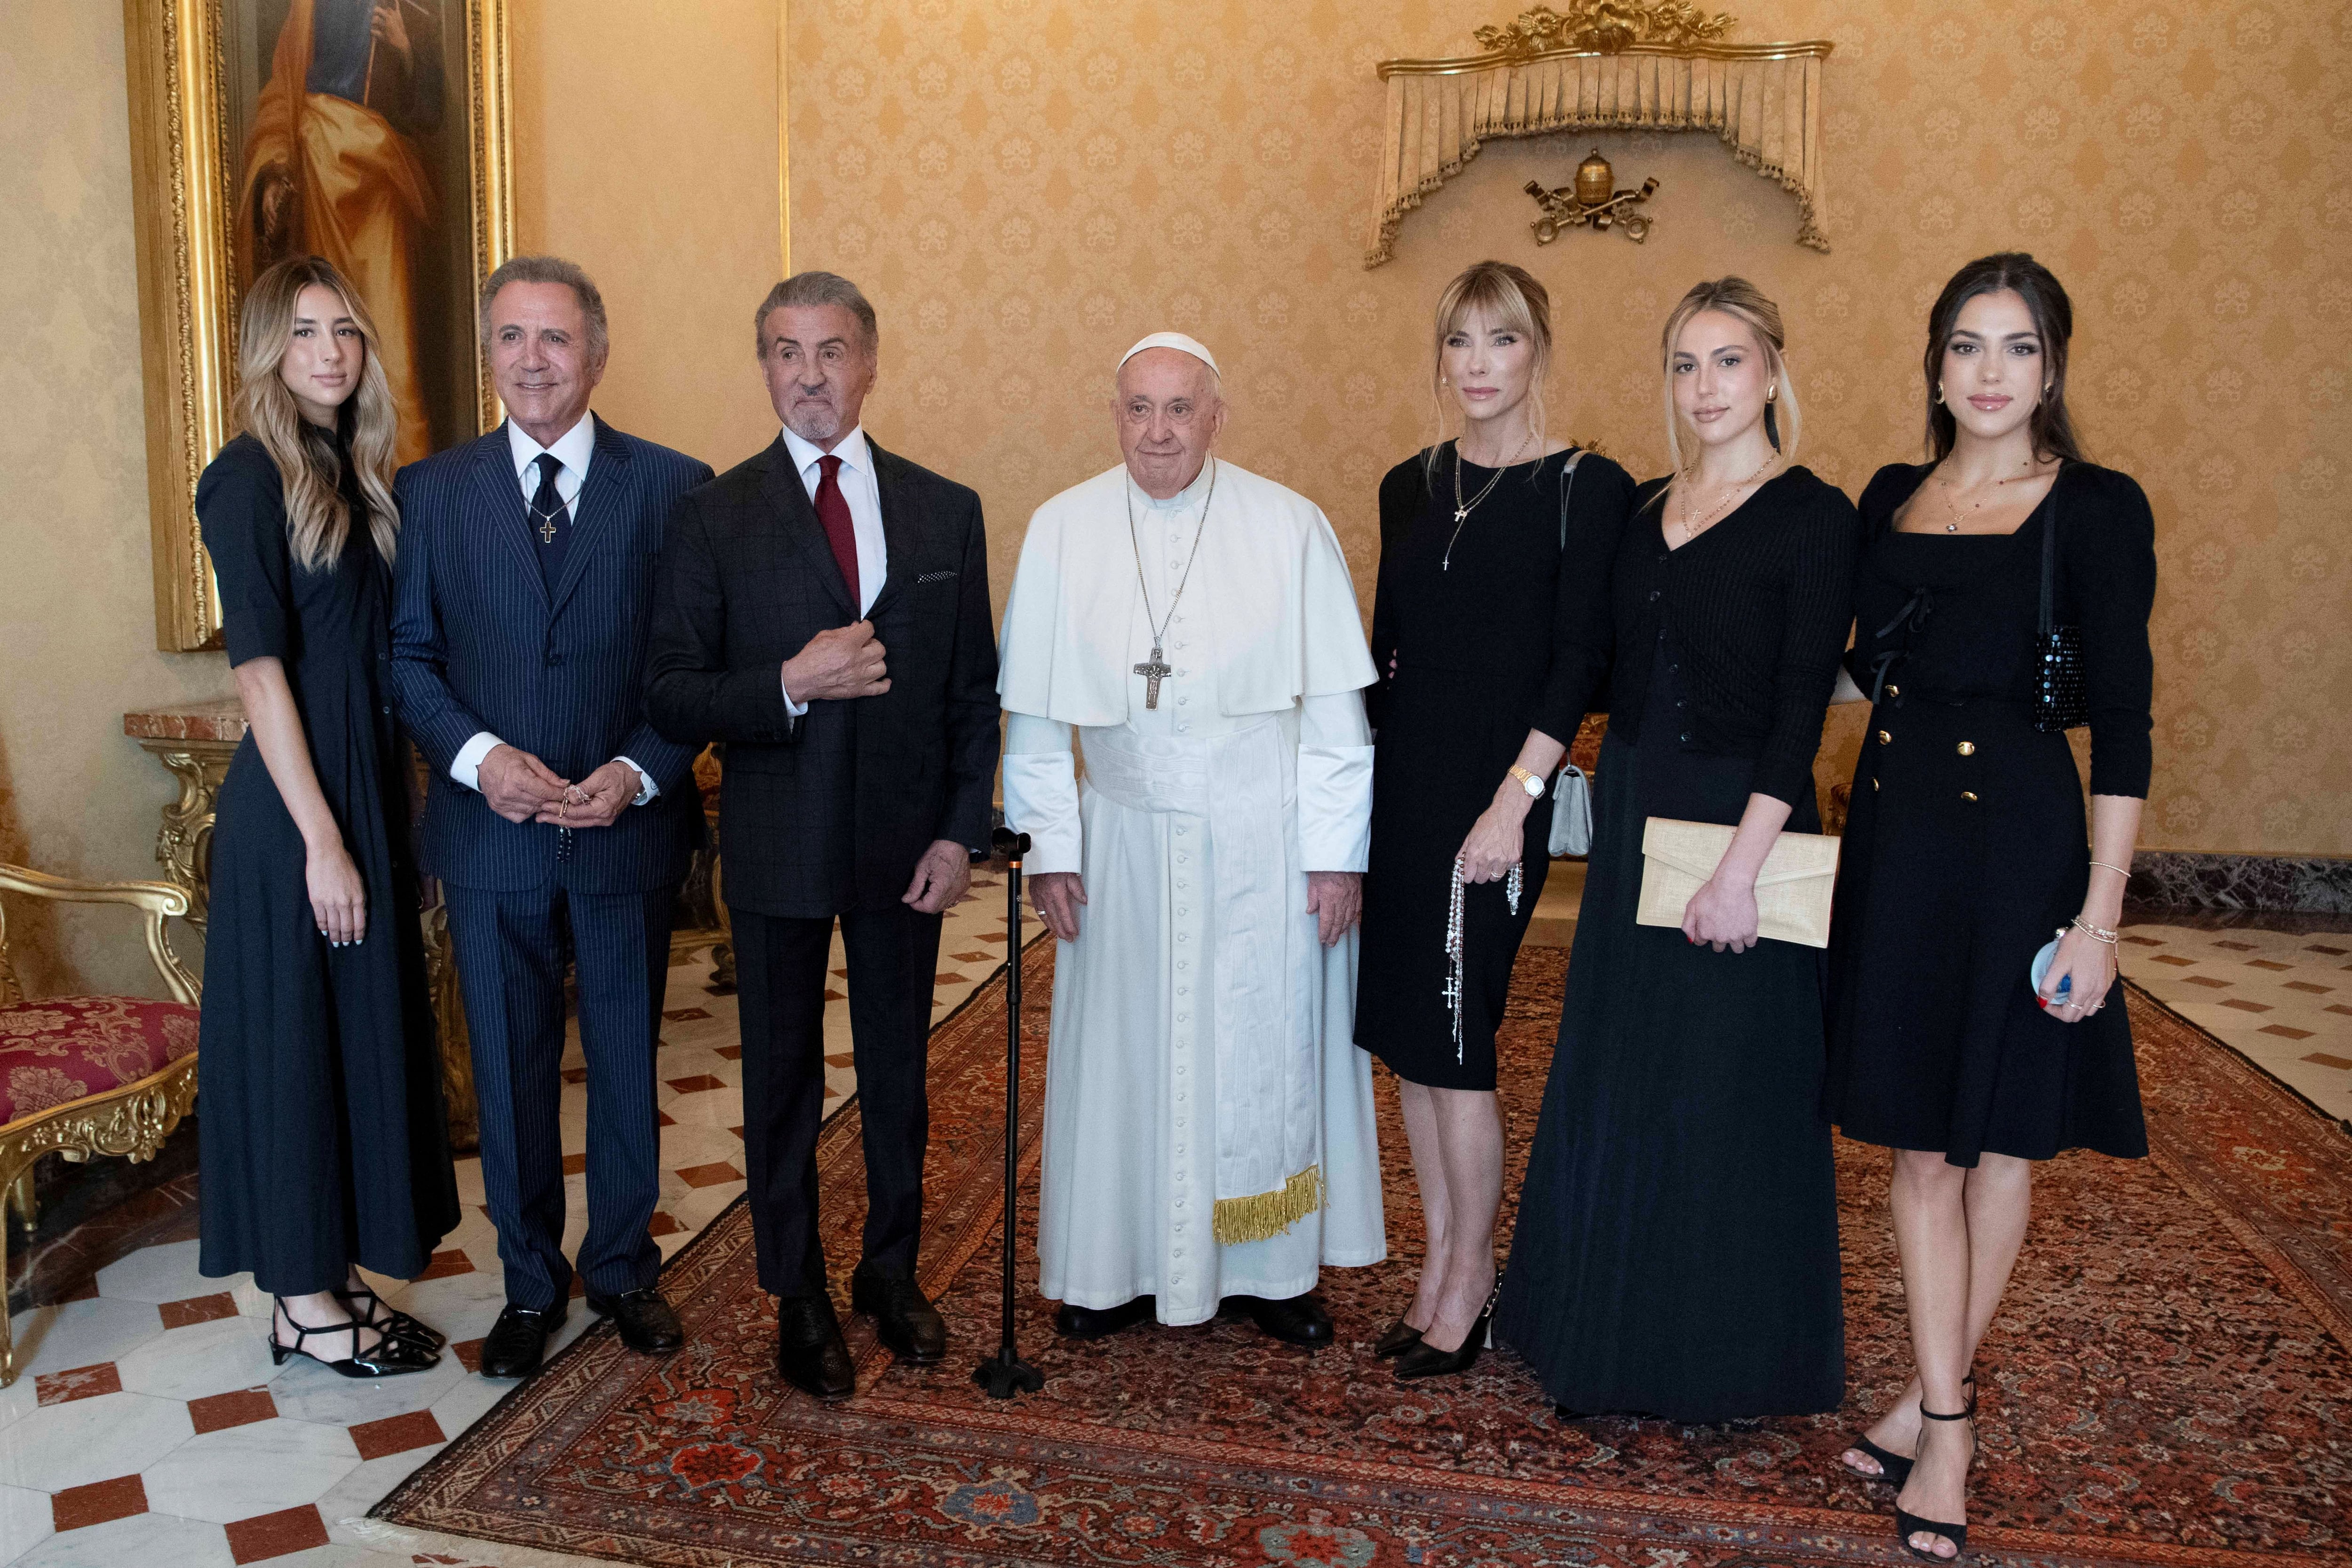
[1135,645,1172,709]
[538,516,559,544]
[1454,507,1470,524]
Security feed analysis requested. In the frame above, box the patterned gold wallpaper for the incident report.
[785,0,2349,855]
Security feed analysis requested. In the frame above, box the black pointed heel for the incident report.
[335,1285,446,1351]
[1392,1283,1497,1383]
[1894,1402,1975,1561]
[1843,1372,1973,1488]
[1371,1319,1424,1359]
[269,1297,439,1378]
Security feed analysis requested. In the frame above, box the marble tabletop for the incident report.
[122,697,247,743]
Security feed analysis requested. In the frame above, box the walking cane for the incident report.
[974,827,1044,1399]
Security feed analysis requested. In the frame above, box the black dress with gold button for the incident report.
[1824,461,2155,1167]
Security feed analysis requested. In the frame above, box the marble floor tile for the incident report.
[111,1314,280,1403]
[313,1452,441,1545]
[5,1298,166,1382]
[9,1509,235,1568]
[89,1240,211,1307]
[140,1416,360,1523]
[265,1355,463,1429]
[0,1390,191,1492]
[0,1481,54,1564]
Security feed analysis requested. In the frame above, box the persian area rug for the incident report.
[370,942,2351,1568]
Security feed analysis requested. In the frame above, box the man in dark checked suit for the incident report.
[390,256,712,1377]
[646,271,999,1401]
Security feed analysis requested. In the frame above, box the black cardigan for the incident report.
[1557,466,1861,808]
[1851,460,2156,798]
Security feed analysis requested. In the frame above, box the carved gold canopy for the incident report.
[1367,3,1833,268]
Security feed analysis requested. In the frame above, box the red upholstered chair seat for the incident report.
[0,995,199,1124]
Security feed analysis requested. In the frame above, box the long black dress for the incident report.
[1825,462,2154,1165]
[1494,468,1859,1422]
[1357,444,1636,1090]
[196,432,459,1297]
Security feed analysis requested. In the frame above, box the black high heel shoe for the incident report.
[270,1298,439,1378]
[1893,1402,1976,1561]
[1391,1284,1496,1383]
[1371,1320,1423,1359]
[335,1284,446,1351]
[1843,1373,1974,1489]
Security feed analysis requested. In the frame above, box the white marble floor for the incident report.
[0,877,1018,1567]
[2115,920,2352,1123]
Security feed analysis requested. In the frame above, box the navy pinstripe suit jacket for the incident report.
[389,419,714,894]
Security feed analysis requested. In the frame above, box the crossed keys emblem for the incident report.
[1524,148,1660,244]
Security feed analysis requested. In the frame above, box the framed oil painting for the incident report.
[124,0,515,650]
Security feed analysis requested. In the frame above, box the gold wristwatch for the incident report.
[1508,766,1545,799]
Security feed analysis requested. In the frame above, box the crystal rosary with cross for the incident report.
[1444,853,1522,1065]
[1125,459,1218,709]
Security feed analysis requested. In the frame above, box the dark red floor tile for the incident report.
[675,1161,743,1188]
[562,1153,588,1176]
[663,1006,712,1022]
[51,1474,146,1531]
[349,1409,445,1461]
[666,1075,726,1094]
[452,1337,484,1372]
[225,1504,329,1562]
[646,1211,683,1237]
[34,1362,120,1406]
[158,1292,238,1329]
[714,1045,742,1060]
[414,1249,475,1280]
[188,1386,278,1433]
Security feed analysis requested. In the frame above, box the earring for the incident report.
[1933,384,1946,405]
[1766,382,1778,403]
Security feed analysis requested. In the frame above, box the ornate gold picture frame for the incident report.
[123,0,516,651]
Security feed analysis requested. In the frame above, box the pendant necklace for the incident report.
[1443,429,1534,570]
[1444,853,1522,1066]
[1674,452,1780,542]
[1124,459,1218,710]
[1933,459,2040,532]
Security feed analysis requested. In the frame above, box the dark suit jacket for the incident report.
[389,418,713,894]
[645,435,999,919]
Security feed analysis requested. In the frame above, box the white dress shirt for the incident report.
[777,423,887,716]
[450,413,657,805]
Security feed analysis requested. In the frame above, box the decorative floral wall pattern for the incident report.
[786,0,2350,855]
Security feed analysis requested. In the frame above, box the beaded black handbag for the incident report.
[2033,482,2089,732]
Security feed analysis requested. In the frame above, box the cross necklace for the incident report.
[1124,459,1218,710]
[528,495,567,544]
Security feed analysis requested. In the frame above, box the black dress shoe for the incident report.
[850,1264,946,1365]
[1224,1292,1334,1348]
[588,1287,684,1354]
[478,1303,564,1379]
[1372,1319,1424,1359]
[1053,1295,1155,1339]
[775,1293,855,1402]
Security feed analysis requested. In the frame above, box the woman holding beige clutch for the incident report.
[1493,277,1859,1423]
[1825,254,2154,1563]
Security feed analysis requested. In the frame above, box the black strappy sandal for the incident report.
[1843,1373,1974,1488]
[335,1283,446,1351]
[1894,1402,1976,1561]
[270,1297,440,1378]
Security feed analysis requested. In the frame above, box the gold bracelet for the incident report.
[2088,860,2131,878]
[2069,915,2120,945]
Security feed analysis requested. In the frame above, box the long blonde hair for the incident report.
[1658,276,1802,477]
[232,255,400,570]
[1425,260,1555,479]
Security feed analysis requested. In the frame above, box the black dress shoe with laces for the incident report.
[850,1264,946,1364]
[775,1292,856,1402]
[478,1303,564,1379]
[588,1287,685,1354]
[1054,1295,1155,1339]
[1223,1291,1334,1348]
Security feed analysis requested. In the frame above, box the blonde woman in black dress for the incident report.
[1357,261,1634,1382]
[196,255,457,1375]
[1494,278,1858,1422]
[1827,253,2153,1562]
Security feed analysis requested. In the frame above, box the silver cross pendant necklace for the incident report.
[1125,459,1218,709]
[1443,430,1533,570]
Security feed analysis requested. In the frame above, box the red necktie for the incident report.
[814,454,860,609]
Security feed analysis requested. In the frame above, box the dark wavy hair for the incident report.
[1923,252,2084,464]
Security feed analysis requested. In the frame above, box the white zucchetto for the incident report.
[1118,331,1221,379]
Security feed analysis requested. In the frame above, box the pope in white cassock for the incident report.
[997,333,1386,1347]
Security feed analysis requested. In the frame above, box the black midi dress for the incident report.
[1357,444,1636,1090]
[1494,468,1858,1422]
[1825,462,2155,1166]
[195,432,459,1297]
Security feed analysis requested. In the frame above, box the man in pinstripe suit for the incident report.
[647,272,1000,1402]
[390,256,713,1378]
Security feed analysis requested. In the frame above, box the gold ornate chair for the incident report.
[0,865,201,1386]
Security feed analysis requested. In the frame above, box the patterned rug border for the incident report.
[368,949,2352,1568]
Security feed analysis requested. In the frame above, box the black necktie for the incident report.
[529,451,571,589]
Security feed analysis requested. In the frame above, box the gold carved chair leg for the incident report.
[6,1167,35,1234]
